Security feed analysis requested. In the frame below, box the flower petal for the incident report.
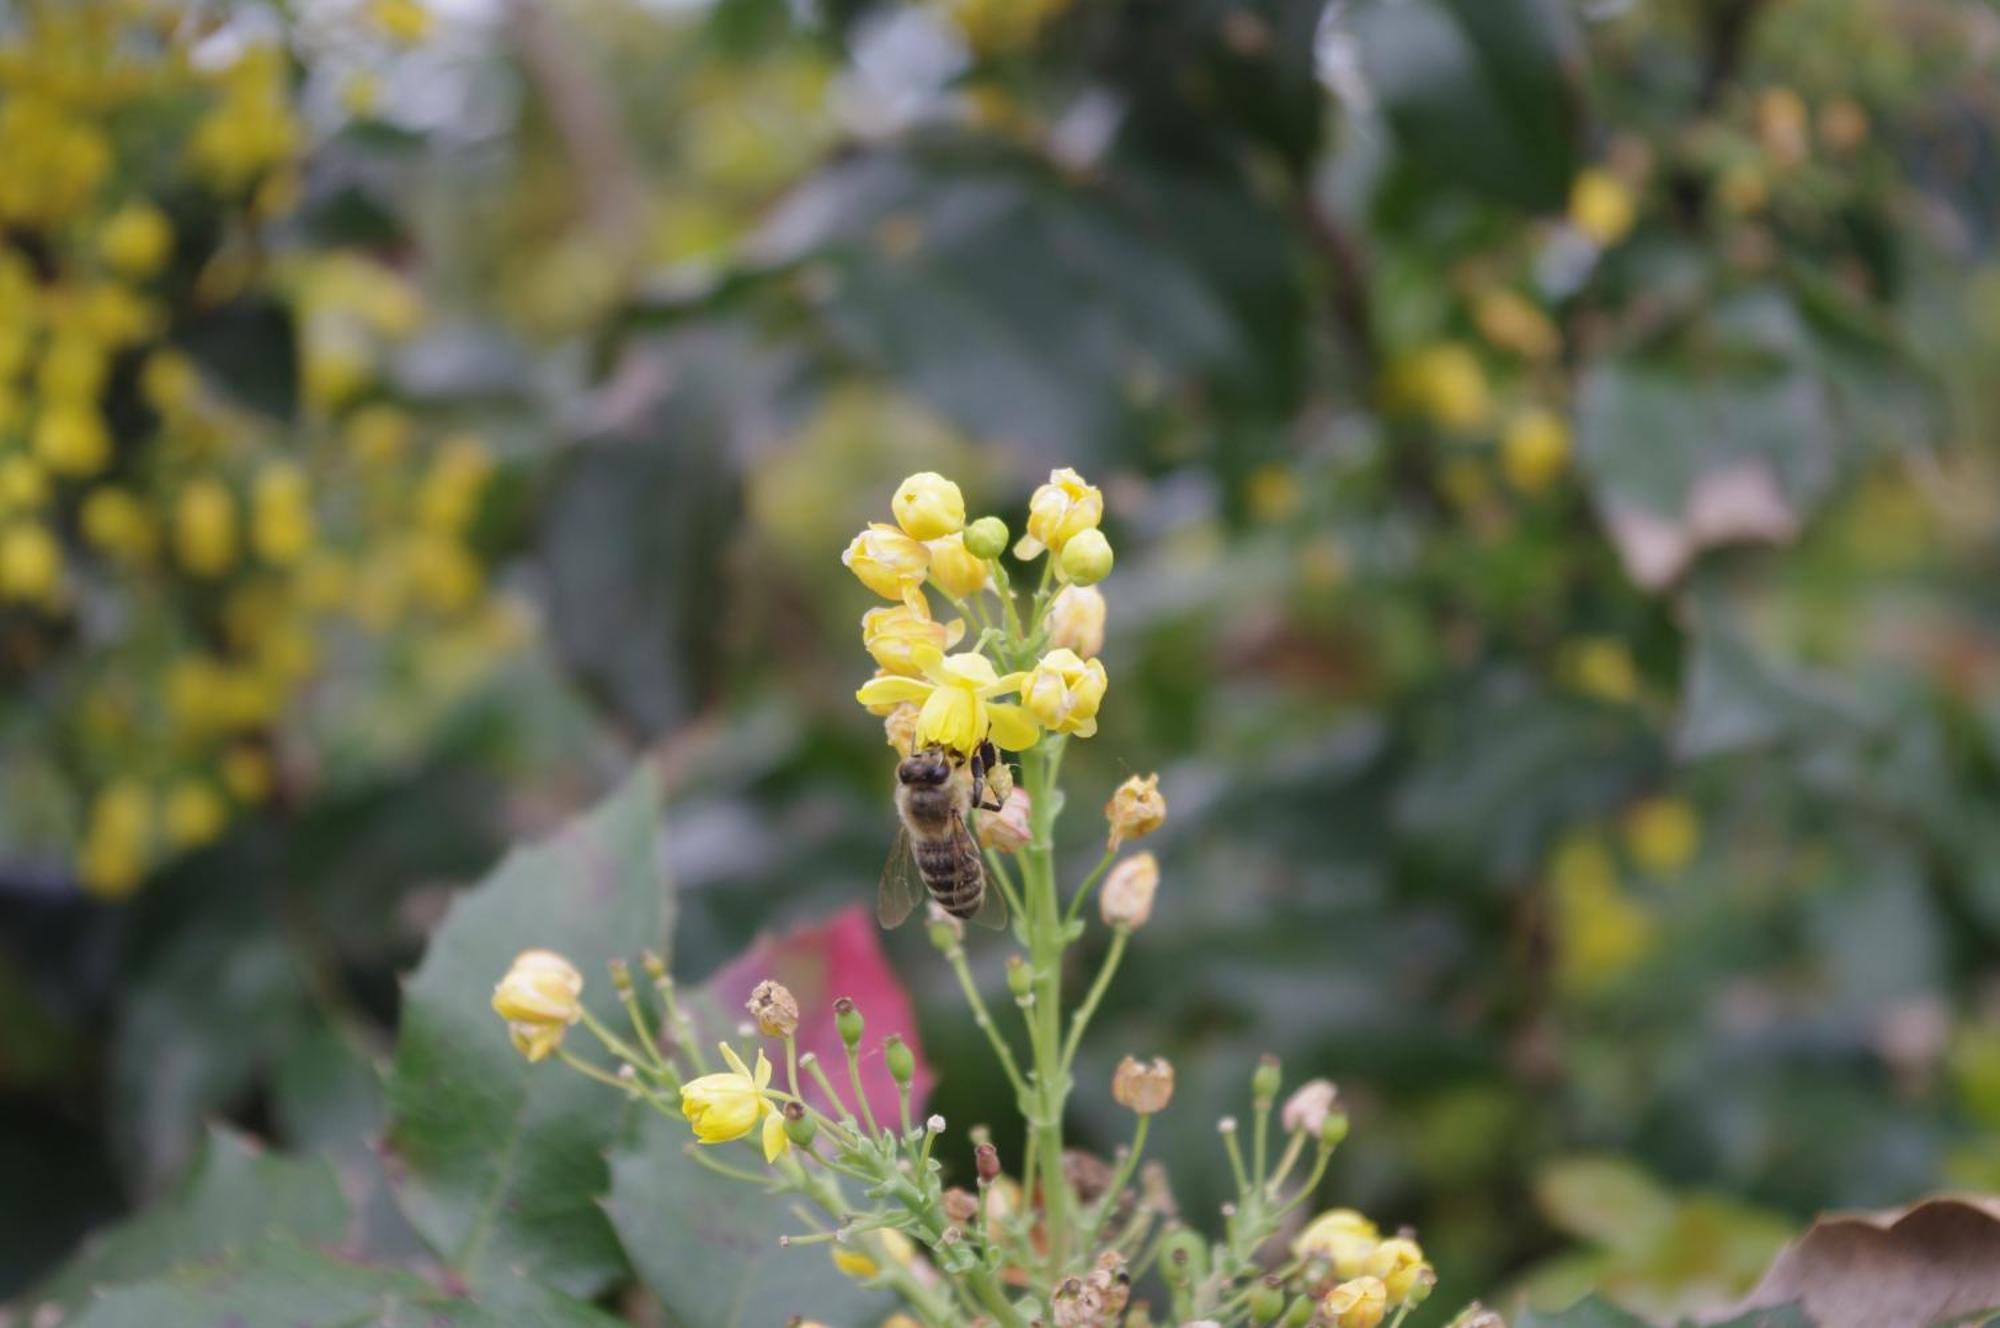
[720,1042,752,1079]
[856,676,931,708]
[762,1110,789,1163]
[986,703,1040,751]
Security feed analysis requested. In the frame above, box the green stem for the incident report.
[803,1053,859,1129]
[1020,741,1073,1271]
[1078,1113,1149,1255]
[557,1046,638,1095]
[945,944,1028,1096]
[847,1042,882,1140]
[1059,926,1127,1073]
[1061,847,1118,927]
[984,847,1026,922]
[1266,1129,1308,1196]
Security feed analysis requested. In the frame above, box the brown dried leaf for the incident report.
[1730,1195,2000,1328]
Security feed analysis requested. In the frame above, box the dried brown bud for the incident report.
[975,1141,1002,1184]
[1099,852,1159,930]
[1111,1054,1175,1115]
[978,787,1033,853]
[884,702,920,756]
[746,979,800,1038]
[942,1187,979,1224]
[1105,773,1166,850]
[1281,1078,1343,1136]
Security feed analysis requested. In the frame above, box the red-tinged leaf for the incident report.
[705,905,933,1126]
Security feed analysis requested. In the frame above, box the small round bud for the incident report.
[891,471,966,541]
[747,979,800,1038]
[975,1143,1001,1184]
[1099,853,1159,930]
[1058,527,1114,585]
[609,958,634,995]
[1321,1110,1351,1151]
[1006,955,1033,999]
[1252,1054,1282,1104]
[926,1114,946,1135]
[1105,773,1166,850]
[1217,1116,1238,1135]
[1025,468,1104,553]
[1045,584,1106,658]
[834,996,864,1049]
[885,1034,916,1084]
[1322,1276,1388,1328]
[491,949,584,1063]
[1111,1055,1175,1115]
[640,949,667,980]
[1281,1079,1342,1136]
[963,515,1009,560]
[1282,1296,1317,1327]
[784,1100,818,1147]
[927,912,964,954]
[942,1187,979,1223]
[1247,1278,1286,1323]
[1157,1228,1207,1285]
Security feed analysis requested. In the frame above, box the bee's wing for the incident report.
[877,825,924,929]
[969,866,1008,930]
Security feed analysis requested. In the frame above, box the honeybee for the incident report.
[879,739,1009,929]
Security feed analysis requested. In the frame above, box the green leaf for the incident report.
[381,763,670,1296]
[603,1109,895,1328]
[1534,1155,1676,1253]
[29,1125,349,1318]
[1516,1297,1654,1328]
[1351,0,1584,210]
[62,1238,624,1328]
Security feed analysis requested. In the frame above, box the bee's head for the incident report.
[897,751,953,787]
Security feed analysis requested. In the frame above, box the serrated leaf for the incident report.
[28,1124,349,1318]
[603,1110,894,1328]
[381,763,670,1296]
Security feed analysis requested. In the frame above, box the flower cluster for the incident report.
[0,3,519,896]
[493,470,1477,1328]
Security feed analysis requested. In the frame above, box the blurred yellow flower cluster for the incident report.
[1293,1209,1436,1327]
[0,3,518,898]
[848,469,1111,758]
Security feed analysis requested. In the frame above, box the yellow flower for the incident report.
[1570,168,1636,247]
[0,522,62,605]
[163,779,228,850]
[1022,466,1103,555]
[0,456,48,513]
[98,203,175,279]
[492,949,585,1063]
[681,1042,789,1162]
[32,403,111,476]
[1021,648,1107,737]
[831,1245,879,1280]
[81,487,159,564]
[855,646,1038,755]
[1625,796,1700,874]
[1322,1275,1388,1328]
[1502,407,1571,495]
[141,349,199,415]
[891,471,966,541]
[926,533,991,598]
[1387,343,1490,433]
[368,0,435,44]
[1565,636,1639,703]
[175,478,238,577]
[862,603,964,676]
[831,1230,915,1282]
[1363,1237,1431,1304]
[843,522,930,605]
[1293,1208,1379,1277]
[1473,286,1561,362]
[252,463,315,565]
[221,745,273,804]
[1045,584,1105,657]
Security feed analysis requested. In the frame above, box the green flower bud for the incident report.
[834,996,864,1049]
[783,1101,817,1147]
[885,1034,915,1084]
[1158,1228,1207,1285]
[1321,1110,1351,1151]
[1248,1278,1286,1323]
[609,957,633,995]
[1252,1053,1281,1104]
[1059,527,1114,585]
[963,515,1009,560]
[1006,955,1032,999]
[1283,1294,1317,1327]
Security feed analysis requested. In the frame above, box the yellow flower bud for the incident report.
[926,533,991,597]
[32,403,111,476]
[1364,1237,1433,1305]
[891,471,966,541]
[163,779,229,850]
[81,487,158,564]
[39,336,110,402]
[78,835,146,899]
[1105,773,1165,850]
[1570,168,1636,248]
[1110,1055,1174,1114]
[98,202,175,279]
[492,949,585,1063]
[251,463,315,565]
[0,455,48,513]
[842,522,930,603]
[1322,1275,1388,1328]
[863,603,961,677]
[175,478,238,577]
[1058,527,1114,586]
[1024,467,1103,554]
[1473,286,1560,362]
[345,403,414,466]
[0,522,62,605]
[1022,648,1107,737]
[1099,852,1159,930]
[1292,1209,1379,1274]
[1045,584,1106,658]
[1625,796,1699,874]
[140,349,199,415]
[831,1245,880,1281]
[1565,636,1640,703]
[368,0,435,44]
[1387,344,1490,433]
[1501,407,1571,495]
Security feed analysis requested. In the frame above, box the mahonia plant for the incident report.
[494,469,1482,1328]
[0,1,520,895]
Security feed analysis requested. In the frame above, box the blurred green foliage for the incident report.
[6,0,2000,1322]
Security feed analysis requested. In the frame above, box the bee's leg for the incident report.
[970,740,1004,812]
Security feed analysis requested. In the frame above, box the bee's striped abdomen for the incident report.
[915,826,985,919]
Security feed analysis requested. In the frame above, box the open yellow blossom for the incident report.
[1323,1275,1388,1328]
[1021,467,1103,556]
[491,949,585,1063]
[680,1042,789,1162]
[862,603,964,676]
[843,522,930,605]
[925,533,991,598]
[1364,1237,1431,1304]
[1022,648,1107,737]
[1293,1208,1379,1277]
[855,645,1037,755]
[891,471,965,541]
[32,403,111,476]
